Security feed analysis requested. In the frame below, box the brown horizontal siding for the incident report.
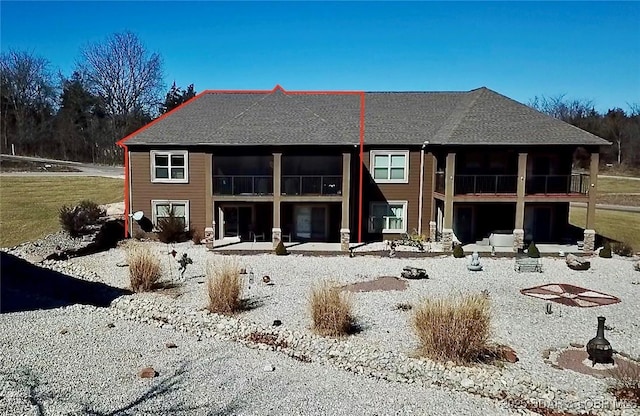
[360,149,433,238]
[130,151,207,233]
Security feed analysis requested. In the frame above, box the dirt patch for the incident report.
[554,348,640,378]
[342,276,408,292]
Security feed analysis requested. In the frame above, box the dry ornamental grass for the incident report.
[127,244,161,292]
[207,257,244,315]
[413,293,491,363]
[309,281,353,337]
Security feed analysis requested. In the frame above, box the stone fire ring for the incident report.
[520,283,620,307]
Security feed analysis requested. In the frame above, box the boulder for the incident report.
[138,367,158,378]
[566,254,591,271]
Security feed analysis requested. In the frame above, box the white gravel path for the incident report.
[0,305,518,416]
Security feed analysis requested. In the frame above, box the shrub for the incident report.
[608,363,640,406]
[58,200,106,237]
[127,244,161,292]
[452,243,464,258]
[309,281,353,337]
[611,242,634,257]
[78,200,104,223]
[157,209,188,243]
[527,241,540,258]
[413,293,491,363]
[274,240,288,256]
[207,257,244,315]
[599,241,612,258]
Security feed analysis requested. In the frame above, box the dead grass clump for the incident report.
[127,244,162,292]
[206,258,244,315]
[309,280,354,337]
[413,293,491,363]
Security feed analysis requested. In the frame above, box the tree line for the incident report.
[2,31,639,168]
[1,31,195,164]
[529,95,640,169]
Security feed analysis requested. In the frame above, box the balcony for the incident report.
[213,175,273,196]
[281,175,342,196]
[455,174,518,195]
[526,174,589,195]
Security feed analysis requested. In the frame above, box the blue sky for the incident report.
[1,1,639,112]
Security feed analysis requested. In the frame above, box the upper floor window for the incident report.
[151,150,188,183]
[371,150,409,183]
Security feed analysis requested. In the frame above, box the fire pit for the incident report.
[586,316,614,366]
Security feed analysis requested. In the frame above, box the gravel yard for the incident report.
[2,235,640,415]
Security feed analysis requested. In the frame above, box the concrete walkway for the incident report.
[210,238,585,256]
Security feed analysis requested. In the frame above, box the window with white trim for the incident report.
[151,150,188,183]
[368,201,407,233]
[151,200,189,230]
[371,150,408,183]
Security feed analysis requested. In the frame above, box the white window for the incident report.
[151,150,188,183]
[368,201,407,233]
[370,150,409,183]
[151,200,189,230]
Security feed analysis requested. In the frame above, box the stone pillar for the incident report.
[513,228,524,251]
[443,153,456,252]
[586,152,599,230]
[340,228,350,252]
[205,227,214,249]
[583,229,596,254]
[272,227,282,248]
[442,228,454,252]
[429,220,437,242]
[272,152,282,248]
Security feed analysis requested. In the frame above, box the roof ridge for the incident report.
[432,89,485,143]
[211,93,271,134]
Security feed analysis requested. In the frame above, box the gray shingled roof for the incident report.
[124,87,609,146]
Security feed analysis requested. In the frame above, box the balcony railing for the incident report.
[526,174,589,195]
[454,174,518,195]
[213,175,273,195]
[282,175,342,196]
[435,171,445,193]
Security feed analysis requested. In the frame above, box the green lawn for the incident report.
[570,206,640,251]
[597,177,640,194]
[0,177,124,247]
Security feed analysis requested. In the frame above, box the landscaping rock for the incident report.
[138,367,158,378]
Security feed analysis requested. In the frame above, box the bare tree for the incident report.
[78,31,164,141]
[0,50,57,154]
[528,94,596,122]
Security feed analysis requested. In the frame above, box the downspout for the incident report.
[418,141,426,235]
[127,148,132,237]
[358,92,365,243]
[118,142,130,238]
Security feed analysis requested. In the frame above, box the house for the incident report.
[117,85,609,253]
